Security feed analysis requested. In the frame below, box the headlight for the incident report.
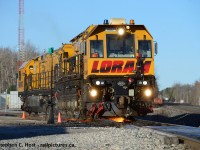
[118,28,125,35]
[96,81,100,85]
[95,80,105,86]
[143,81,148,85]
[138,81,143,85]
[101,81,105,85]
[144,89,152,97]
[137,80,148,86]
[90,89,97,97]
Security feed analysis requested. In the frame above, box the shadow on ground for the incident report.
[0,125,68,140]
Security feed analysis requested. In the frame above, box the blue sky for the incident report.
[0,0,200,90]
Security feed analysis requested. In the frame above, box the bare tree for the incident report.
[0,47,17,93]
[193,80,200,105]
[0,41,40,93]
[24,40,40,61]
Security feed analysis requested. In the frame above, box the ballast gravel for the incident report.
[0,126,188,150]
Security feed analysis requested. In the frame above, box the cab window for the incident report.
[90,40,103,58]
[107,34,135,58]
[138,40,152,58]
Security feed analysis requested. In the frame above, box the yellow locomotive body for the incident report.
[18,18,157,118]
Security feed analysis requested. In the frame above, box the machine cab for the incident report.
[71,18,155,78]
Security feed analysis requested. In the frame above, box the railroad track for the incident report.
[144,126,200,150]
[135,118,200,150]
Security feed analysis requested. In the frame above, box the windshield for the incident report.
[138,40,152,58]
[107,34,135,58]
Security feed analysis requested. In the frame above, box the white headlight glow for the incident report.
[143,81,148,85]
[96,81,100,85]
[144,89,152,97]
[118,28,125,35]
[90,89,97,97]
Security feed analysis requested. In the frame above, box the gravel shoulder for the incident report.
[0,126,188,150]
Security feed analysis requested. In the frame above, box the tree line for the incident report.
[160,81,200,105]
[0,41,39,93]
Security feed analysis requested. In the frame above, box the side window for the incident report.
[90,40,103,58]
[63,52,68,58]
[138,40,152,58]
[80,42,87,55]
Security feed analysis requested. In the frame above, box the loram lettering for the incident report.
[91,60,151,73]
[91,60,134,73]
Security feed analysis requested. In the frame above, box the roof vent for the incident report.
[109,18,126,25]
